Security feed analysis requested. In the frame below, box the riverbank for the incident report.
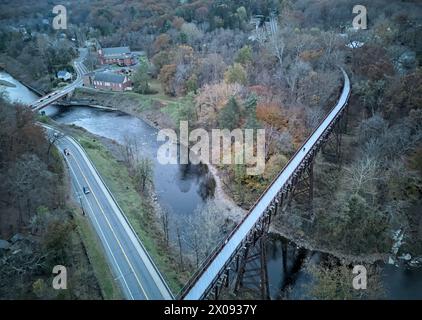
[0,55,49,94]
[71,86,403,268]
[72,87,247,224]
[51,120,194,293]
[269,222,389,265]
[72,86,176,130]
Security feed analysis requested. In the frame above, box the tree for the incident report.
[152,51,170,73]
[184,200,227,268]
[263,153,288,181]
[199,173,216,200]
[235,45,253,66]
[195,82,242,126]
[185,74,198,94]
[344,156,381,200]
[197,53,227,86]
[159,64,177,96]
[134,157,153,192]
[233,162,246,205]
[32,279,48,299]
[266,15,286,73]
[218,96,241,130]
[351,45,394,81]
[44,219,74,261]
[243,94,260,129]
[285,60,311,99]
[180,22,203,46]
[384,69,422,120]
[121,135,139,170]
[159,208,170,247]
[153,34,171,54]
[195,6,209,23]
[132,56,150,94]
[224,63,247,85]
[256,102,286,130]
[355,80,386,116]
[173,93,197,123]
[236,6,247,24]
[305,262,385,300]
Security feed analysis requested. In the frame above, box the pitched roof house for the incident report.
[98,46,134,66]
[91,72,132,91]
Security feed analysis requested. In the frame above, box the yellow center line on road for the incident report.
[66,156,135,300]
[68,144,150,300]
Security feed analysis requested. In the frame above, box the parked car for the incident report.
[83,186,90,194]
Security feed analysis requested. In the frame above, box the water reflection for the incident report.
[2,71,421,300]
[50,106,210,246]
[266,234,422,300]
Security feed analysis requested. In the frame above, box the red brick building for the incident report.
[87,72,132,91]
[98,46,134,66]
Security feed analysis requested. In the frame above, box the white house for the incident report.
[57,70,72,81]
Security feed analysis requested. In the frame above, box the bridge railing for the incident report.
[178,68,351,299]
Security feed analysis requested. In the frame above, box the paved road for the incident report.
[31,49,88,111]
[43,126,173,300]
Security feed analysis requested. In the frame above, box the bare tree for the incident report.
[267,15,286,72]
[285,60,311,99]
[159,207,170,247]
[183,200,227,268]
[343,156,382,203]
[175,222,184,269]
[133,157,153,193]
[121,135,139,170]
[181,22,203,46]
[320,31,345,70]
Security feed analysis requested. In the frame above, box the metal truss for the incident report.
[184,89,350,301]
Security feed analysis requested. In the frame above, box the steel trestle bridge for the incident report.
[179,68,351,300]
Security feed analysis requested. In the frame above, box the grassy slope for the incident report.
[75,79,181,116]
[74,213,123,299]
[75,133,187,294]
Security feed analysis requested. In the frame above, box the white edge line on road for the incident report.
[67,141,150,300]
[65,153,135,300]
[67,136,173,300]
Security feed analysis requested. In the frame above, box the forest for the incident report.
[0,0,421,299]
[0,98,102,298]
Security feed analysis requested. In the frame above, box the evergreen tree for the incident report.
[132,56,150,94]
[244,94,260,129]
[218,96,241,130]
